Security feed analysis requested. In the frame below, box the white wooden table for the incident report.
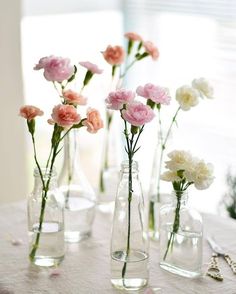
[0,202,236,294]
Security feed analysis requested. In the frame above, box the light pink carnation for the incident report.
[122,102,155,126]
[79,61,103,74]
[19,105,44,121]
[106,89,135,110]
[143,41,159,60]
[83,108,104,133]
[124,32,143,41]
[102,45,125,65]
[34,55,74,82]
[51,104,81,127]
[136,83,171,105]
[63,89,87,105]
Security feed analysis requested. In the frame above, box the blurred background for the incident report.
[1,0,236,217]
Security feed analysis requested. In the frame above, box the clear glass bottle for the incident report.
[98,112,120,210]
[58,129,96,243]
[111,161,149,291]
[28,167,64,267]
[159,190,203,278]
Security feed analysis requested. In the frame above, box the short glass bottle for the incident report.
[58,129,96,243]
[28,167,64,267]
[111,161,149,291]
[159,190,203,278]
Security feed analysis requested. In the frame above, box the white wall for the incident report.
[0,0,27,203]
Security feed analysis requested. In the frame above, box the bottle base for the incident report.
[149,230,160,241]
[65,231,91,243]
[31,255,64,267]
[160,262,201,278]
[97,201,115,214]
[111,278,148,291]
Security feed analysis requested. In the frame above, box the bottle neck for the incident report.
[171,190,188,206]
[63,129,80,166]
[120,160,139,178]
[33,168,57,192]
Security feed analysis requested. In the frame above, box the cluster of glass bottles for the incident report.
[27,131,203,289]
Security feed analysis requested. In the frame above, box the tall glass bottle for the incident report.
[159,190,203,278]
[98,112,120,208]
[28,167,64,267]
[111,161,149,291]
[58,129,96,243]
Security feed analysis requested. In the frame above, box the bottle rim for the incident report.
[34,167,57,178]
[121,160,138,170]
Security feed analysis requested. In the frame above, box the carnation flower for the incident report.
[143,41,159,60]
[122,101,155,127]
[51,104,81,127]
[19,105,44,121]
[105,89,135,110]
[102,45,125,65]
[79,61,103,74]
[82,108,104,133]
[34,55,74,82]
[124,32,143,42]
[192,77,214,99]
[160,171,181,182]
[176,85,199,111]
[63,89,87,106]
[136,83,171,105]
[165,150,194,172]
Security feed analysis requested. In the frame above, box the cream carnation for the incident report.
[191,160,214,190]
[176,85,199,111]
[165,150,194,172]
[161,171,181,182]
[192,77,214,99]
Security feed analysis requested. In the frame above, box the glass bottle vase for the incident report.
[58,129,96,243]
[28,167,64,267]
[98,111,120,210]
[159,190,203,278]
[111,161,149,291]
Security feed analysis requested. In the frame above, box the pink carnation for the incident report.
[124,32,143,42]
[34,55,74,82]
[122,101,155,126]
[102,45,125,65]
[19,105,44,121]
[63,89,87,106]
[83,108,104,133]
[106,89,135,110]
[143,41,159,60]
[79,61,103,74]
[51,104,81,127]
[136,83,171,105]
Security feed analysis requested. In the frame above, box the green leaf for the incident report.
[136,52,149,61]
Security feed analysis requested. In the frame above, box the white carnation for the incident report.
[165,150,194,172]
[176,85,199,111]
[160,171,180,182]
[192,77,214,99]
[191,160,214,190]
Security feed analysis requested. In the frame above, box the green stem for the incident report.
[122,151,133,287]
[155,107,181,201]
[120,59,137,79]
[163,191,182,261]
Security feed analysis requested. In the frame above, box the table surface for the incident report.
[0,201,236,294]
